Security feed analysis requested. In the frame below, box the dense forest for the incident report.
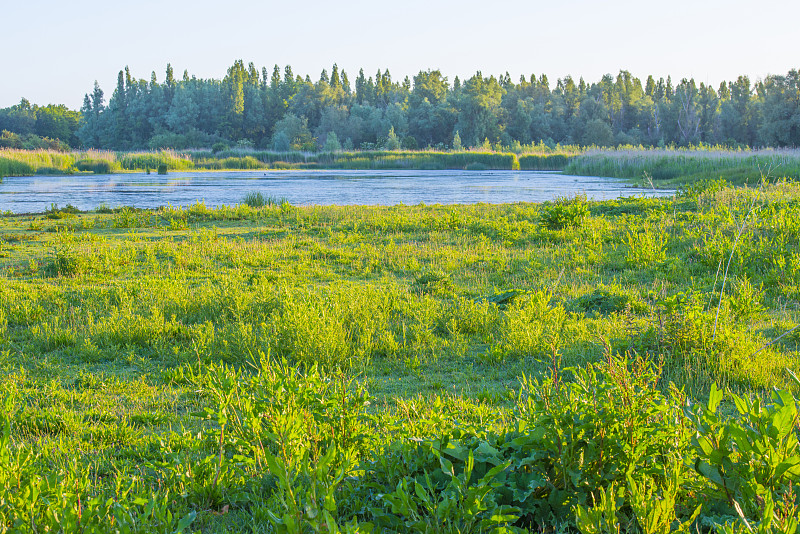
[1,61,799,151]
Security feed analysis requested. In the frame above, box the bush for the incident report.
[540,196,589,230]
[157,164,168,175]
[44,246,84,277]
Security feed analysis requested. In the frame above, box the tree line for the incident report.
[0,99,81,149]
[2,61,799,151]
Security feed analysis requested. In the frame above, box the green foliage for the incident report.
[44,244,85,277]
[571,286,646,316]
[452,131,462,151]
[195,156,264,170]
[519,154,574,170]
[464,162,487,171]
[0,149,75,176]
[75,157,116,174]
[624,223,667,267]
[119,150,194,171]
[0,148,194,176]
[324,131,342,152]
[686,381,800,531]
[242,191,267,207]
[2,183,800,530]
[540,196,590,230]
[312,150,521,170]
[349,353,697,532]
[385,126,401,151]
[566,149,800,186]
[0,156,34,176]
[5,63,800,152]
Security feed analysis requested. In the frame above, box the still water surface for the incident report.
[0,170,672,213]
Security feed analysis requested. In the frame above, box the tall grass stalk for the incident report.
[566,147,800,184]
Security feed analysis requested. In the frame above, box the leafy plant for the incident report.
[540,196,589,230]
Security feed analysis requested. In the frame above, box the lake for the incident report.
[0,170,673,213]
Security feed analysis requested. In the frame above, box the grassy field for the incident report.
[2,181,800,531]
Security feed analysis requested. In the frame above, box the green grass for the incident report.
[2,182,800,530]
[0,148,579,175]
[7,146,800,185]
[566,147,800,186]
[0,148,194,176]
[118,149,195,171]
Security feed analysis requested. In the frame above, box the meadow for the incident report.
[1,179,800,531]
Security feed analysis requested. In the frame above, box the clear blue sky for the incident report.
[3,0,798,109]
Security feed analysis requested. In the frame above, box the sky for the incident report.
[3,0,799,109]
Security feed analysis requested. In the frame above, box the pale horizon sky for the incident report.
[3,0,799,109]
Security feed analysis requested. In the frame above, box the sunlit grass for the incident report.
[1,181,800,530]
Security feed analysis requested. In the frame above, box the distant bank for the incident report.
[2,147,800,186]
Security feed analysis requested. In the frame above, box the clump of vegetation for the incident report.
[540,195,589,229]
[211,142,229,154]
[242,191,267,207]
[571,285,646,316]
[0,157,35,176]
[75,158,115,174]
[241,191,289,208]
[119,150,194,171]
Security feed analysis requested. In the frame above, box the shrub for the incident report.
[44,246,84,277]
[540,196,589,230]
[571,286,646,316]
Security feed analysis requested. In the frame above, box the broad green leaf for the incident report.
[708,383,723,413]
[695,459,725,487]
[173,511,196,533]
[438,455,455,477]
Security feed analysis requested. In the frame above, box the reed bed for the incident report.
[311,150,523,170]
[9,146,799,182]
[566,147,800,183]
[518,153,575,170]
[0,148,195,175]
[118,149,194,171]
